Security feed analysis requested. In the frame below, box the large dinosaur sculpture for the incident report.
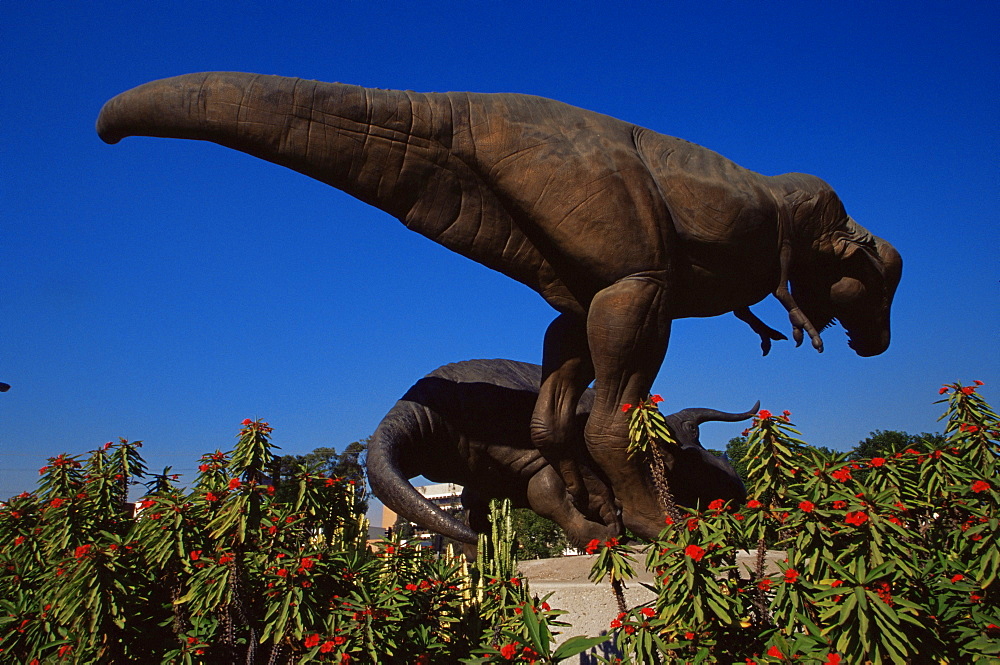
[366,359,753,547]
[97,72,901,539]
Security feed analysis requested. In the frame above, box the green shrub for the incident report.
[596,381,999,663]
[2,381,997,663]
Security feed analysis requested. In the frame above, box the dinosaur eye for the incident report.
[830,277,866,306]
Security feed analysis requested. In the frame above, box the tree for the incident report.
[511,508,569,560]
[849,429,946,460]
[724,436,751,487]
[272,437,370,513]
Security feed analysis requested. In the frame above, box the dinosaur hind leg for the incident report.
[584,274,673,541]
[530,314,595,504]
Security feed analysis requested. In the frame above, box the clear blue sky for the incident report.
[2,2,997,510]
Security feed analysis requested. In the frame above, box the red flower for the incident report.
[971,480,991,493]
[831,467,852,482]
[825,654,841,664]
[870,457,886,467]
[242,418,253,426]
[784,569,799,584]
[189,550,201,561]
[767,645,784,658]
[845,511,869,526]
[624,625,636,634]
[620,403,632,413]
[606,537,619,547]
[334,636,346,645]
[685,631,695,639]
[58,645,73,658]
[758,409,772,420]
[199,464,210,472]
[276,568,288,577]
[641,606,656,617]
[304,633,321,648]
[708,499,725,511]
[832,500,847,510]
[49,497,64,508]
[585,538,601,554]
[950,574,964,583]
[684,544,706,561]
[974,380,985,385]
[650,394,664,404]
[961,386,976,395]
[610,619,622,628]
[500,642,519,659]
[228,478,241,490]
[320,640,336,653]
[14,536,25,546]
[74,544,91,559]
[830,580,843,587]
[206,492,220,502]
[757,578,772,591]
[747,499,762,509]
[938,386,949,394]
[219,553,234,565]
[799,501,815,513]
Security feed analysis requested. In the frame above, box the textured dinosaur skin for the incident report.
[97,72,901,539]
[366,359,752,546]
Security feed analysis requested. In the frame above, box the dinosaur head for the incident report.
[776,175,902,357]
[794,223,902,358]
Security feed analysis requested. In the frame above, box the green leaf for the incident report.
[552,635,612,661]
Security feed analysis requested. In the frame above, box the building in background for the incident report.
[381,482,463,546]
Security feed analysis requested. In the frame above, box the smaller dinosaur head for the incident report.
[662,403,757,507]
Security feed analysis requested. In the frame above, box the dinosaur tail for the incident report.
[366,404,479,545]
[96,71,451,221]
[96,72,538,289]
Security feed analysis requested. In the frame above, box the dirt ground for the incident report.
[517,549,784,662]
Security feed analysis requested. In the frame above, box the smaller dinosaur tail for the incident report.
[366,404,479,545]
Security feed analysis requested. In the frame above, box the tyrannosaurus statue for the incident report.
[97,72,901,539]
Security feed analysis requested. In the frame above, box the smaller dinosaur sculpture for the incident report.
[366,359,753,547]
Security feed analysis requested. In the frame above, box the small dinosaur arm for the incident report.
[366,359,754,546]
[98,72,901,539]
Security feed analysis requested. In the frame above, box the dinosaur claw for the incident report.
[792,327,804,347]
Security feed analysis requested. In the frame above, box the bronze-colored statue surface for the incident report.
[98,73,901,539]
[366,359,753,546]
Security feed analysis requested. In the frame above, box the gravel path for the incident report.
[517,550,784,662]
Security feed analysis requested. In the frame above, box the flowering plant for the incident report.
[591,381,999,663]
